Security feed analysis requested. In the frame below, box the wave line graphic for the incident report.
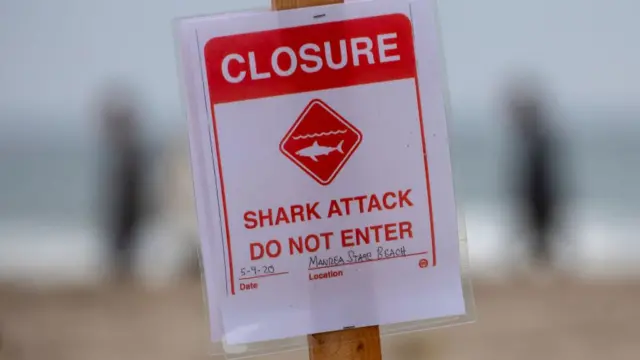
[293,130,347,140]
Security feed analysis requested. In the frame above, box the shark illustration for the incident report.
[296,140,344,162]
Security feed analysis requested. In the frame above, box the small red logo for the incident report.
[419,259,429,269]
[280,99,362,185]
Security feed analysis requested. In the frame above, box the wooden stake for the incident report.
[307,326,382,360]
[272,0,344,11]
[271,2,382,360]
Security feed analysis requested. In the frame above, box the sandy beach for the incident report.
[1,275,639,360]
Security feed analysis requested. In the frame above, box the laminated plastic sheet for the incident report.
[173,0,475,357]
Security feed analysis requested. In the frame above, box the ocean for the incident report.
[1,113,639,285]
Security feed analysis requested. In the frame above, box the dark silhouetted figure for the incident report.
[100,85,144,281]
[508,79,562,268]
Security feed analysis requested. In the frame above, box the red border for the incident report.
[209,107,236,295]
[278,99,363,186]
[414,78,438,267]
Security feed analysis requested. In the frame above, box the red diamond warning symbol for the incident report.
[280,99,363,186]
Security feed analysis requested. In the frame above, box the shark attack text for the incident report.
[243,189,418,260]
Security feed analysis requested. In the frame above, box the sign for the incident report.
[280,99,363,186]
[176,0,466,345]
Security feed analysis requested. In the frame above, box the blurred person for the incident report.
[506,75,564,271]
[98,83,144,282]
[136,133,200,287]
[160,133,200,276]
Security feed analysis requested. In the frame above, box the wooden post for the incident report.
[271,2,382,360]
[272,0,344,10]
[307,326,382,360]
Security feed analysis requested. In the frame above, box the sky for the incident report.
[0,0,638,136]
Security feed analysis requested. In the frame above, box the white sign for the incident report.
[176,0,465,344]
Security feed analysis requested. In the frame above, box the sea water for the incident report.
[1,115,639,285]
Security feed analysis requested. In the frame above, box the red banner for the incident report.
[204,14,417,104]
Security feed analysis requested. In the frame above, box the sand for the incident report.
[1,276,639,360]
